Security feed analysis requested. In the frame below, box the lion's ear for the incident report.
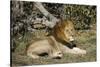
[59,18,63,23]
[58,22,62,27]
[55,20,61,26]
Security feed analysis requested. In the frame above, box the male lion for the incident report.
[27,20,86,59]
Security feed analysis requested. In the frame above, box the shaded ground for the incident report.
[11,29,96,66]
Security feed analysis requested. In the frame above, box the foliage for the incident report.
[43,3,96,29]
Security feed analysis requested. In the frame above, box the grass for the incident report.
[11,29,96,66]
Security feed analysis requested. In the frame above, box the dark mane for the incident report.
[51,20,76,48]
[52,20,67,43]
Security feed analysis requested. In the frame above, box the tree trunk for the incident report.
[34,2,59,28]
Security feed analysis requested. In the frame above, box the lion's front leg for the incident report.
[69,47,86,55]
[61,45,86,55]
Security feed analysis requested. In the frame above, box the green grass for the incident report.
[11,30,96,66]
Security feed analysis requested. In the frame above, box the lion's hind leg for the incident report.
[27,50,40,59]
[48,50,63,59]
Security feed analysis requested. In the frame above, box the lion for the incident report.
[27,20,86,59]
[27,36,63,59]
[52,20,86,55]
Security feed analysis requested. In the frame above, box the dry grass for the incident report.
[11,30,96,66]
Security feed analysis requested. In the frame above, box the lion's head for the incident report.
[52,20,76,47]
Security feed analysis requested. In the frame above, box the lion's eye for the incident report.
[71,29,73,31]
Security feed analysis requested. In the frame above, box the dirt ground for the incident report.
[11,29,96,66]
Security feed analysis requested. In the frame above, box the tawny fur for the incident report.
[27,20,86,59]
[27,36,62,59]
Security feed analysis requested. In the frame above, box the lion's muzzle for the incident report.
[69,36,75,42]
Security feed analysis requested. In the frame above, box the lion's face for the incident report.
[53,20,76,43]
[64,21,75,42]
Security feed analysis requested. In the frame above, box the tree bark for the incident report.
[34,2,59,28]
